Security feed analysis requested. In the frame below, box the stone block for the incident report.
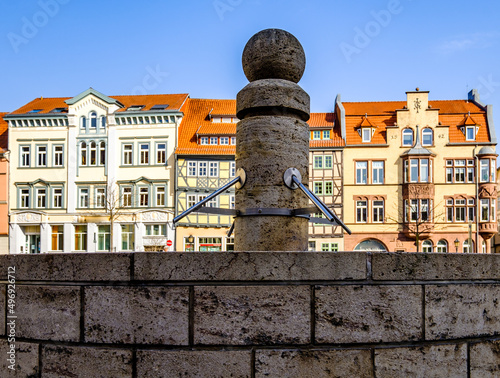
[375,344,467,377]
[17,285,80,342]
[194,285,310,345]
[372,252,500,281]
[137,350,251,377]
[426,284,500,340]
[134,252,366,281]
[42,345,132,378]
[315,285,422,343]
[0,340,39,377]
[255,349,373,378]
[85,286,189,345]
[0,253,131,281]
[470,340,500,377]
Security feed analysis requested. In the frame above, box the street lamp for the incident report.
[454,238,460,253]
[187,235,194,243]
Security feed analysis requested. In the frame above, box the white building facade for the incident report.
[6,89,187,253]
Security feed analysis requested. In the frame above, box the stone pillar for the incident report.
[235,29,310,251]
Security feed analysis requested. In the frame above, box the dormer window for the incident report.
[210,137,218,145]
[200,137,209,145]
[323,130,330,139]
[362,128,371,143]
[466,126,476,141]
[127,105,145,112]
[151,104,169,111]
[312,131,321,140]
[402,128,413,146]
[28,109,42,114]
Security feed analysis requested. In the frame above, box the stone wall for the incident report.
[0,252,499,377]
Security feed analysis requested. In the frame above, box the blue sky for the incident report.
[1,0,500,138]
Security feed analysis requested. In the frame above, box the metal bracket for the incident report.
[173,169,246,224]
[283,167,352,234]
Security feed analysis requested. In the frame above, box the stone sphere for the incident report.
[242,29,305,83]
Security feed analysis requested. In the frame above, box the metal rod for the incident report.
[291,175,352,234]
[173,176,241,224]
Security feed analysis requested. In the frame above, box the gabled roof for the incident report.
[65,88,123,107]
[340,99,491,145]
[0,113,8,151]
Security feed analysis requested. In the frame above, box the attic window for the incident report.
[50,107,67,113]
[127,105,145,111]
[362,128,372,143]
[151,104,169,111]
[28,109,42,113]
[466,126,476,141]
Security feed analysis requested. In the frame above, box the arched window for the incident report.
[90,112,97,128]
[422,128,433,146]
[354,239,387,252]
[90,141,97,165]
[436,239,448,253]
[80,116,87,129]
[101,116,106,129]
[402,128,413,146]
[99,141,106,165]
[422,240,433,253]
[463,239,474,253]
[81,142,87,166]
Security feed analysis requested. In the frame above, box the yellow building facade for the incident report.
[341,89,497,253]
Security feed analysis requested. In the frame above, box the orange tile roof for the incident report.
[10,94,189,115]
[177,101,346,155]
[176,98,237,156]
[113,94,188,112]
[309,112,334,127]
[342,99,490,145]
[0,113,8,151]
[197,123,236,135]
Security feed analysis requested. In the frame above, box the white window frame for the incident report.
[36,187,46,209]
[95,187,106,208]
[356,200,368,223]
[402,128,413,146]
[312,130,321,140]
[139,143,150,165]
[210,137,218,145]
[362,128,371,143]
[209,162,219,177]
[188,161,197,176]
[156,142,166,165]
[466,126,475,141]
[122,186,133,207]
[155,186,165,207]
[373,200,384,223]
[323,130,330,139]
[78,188,89,208]
[422,128,433,146]
[200,137,209,145]
[53,187,63,208]
[314,156,323,169]
[372,161,384,184]
[139,186,149,207]
[122,144,133,166]
[36,145,47,167]
[220,137,229,145]
[20,188,30,208]
[20,145,31,167]
[356,161,367,184]
[53,144,64,167]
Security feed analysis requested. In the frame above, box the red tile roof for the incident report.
[342,99,490,145]
[10,94,189,115]
[0,113,8,151]
[176,99,237,156]
[177,101,345,155]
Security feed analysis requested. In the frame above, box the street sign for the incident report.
[166,240,173,247]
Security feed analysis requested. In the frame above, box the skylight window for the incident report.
[28,109,42,113]
[50,107,67,113]
[151,104,169,111]
[127,105,145,111]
